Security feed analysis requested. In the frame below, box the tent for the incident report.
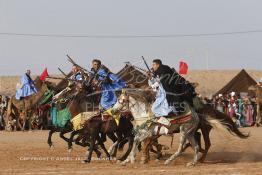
[215,69,257,96]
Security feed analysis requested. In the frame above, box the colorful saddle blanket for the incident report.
[51,107,71,128]
[71,112,97,131]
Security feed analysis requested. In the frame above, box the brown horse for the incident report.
[7,77,49,131]
[80,110,134,163]
[47,82,99,148]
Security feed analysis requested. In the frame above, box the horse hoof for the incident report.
[49,145,55,150]
[155,159,160,163]
[186,162,196,167]
[111,157,116,161]
[81,160,90,164]
[68,148,73,154]
[164,159,171,165]
[120,161,127,166]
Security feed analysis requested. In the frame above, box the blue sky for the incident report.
[0,0,262,75]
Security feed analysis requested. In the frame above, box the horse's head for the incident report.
[112,89,130,113]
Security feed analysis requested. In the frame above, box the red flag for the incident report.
[179,61,188,75]
[40,68,49,81]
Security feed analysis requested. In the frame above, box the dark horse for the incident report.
[80,109,134,163]
[47,81,130,160]
[47,82,100,150]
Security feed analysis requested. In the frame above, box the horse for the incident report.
[112,89,200,166]
[112,88,249,166]
[47,76,129,159]
[7,77,50,131]
[47,81,100,149]
[80,105,134,163]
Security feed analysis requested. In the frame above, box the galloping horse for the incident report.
[112,88,248,166]
[112,89,200,166]
[47,81,99,149]
[80,108,134,163]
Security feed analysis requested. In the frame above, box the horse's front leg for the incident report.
[68,130,81,153]
[82,135,96,163]
[22,119,26,131]
[164,133,186,165]
[118,136,134,162]
[97,135,111,161]
[106,132,119,156]
[140,137,152,164]
[47,127,56,148]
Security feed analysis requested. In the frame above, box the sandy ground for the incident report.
[0,127,261,175]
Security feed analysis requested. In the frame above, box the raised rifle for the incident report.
[58,67,67,77]
[141,56,155,77]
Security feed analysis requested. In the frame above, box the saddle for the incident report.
[101,108,121,125]
[71,112,97,131]
[101,109,133,125]
[156,109,193,127]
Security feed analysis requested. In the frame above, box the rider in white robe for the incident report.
[148,77,174,117]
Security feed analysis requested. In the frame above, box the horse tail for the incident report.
[200,105,249,139]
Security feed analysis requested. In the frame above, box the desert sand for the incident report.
[0,127,261,175]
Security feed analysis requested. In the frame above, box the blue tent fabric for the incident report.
[94,68,126,110]
[15,74,38,100]
[149,78,173,117]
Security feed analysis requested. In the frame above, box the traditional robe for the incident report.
[149,77,173,117]
[153,64,196,108]
[15,74,37,100]
[92,67,126,110]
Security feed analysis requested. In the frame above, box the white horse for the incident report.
[112,88,200,166]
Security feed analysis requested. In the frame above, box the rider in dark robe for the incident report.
[151,59,197,114]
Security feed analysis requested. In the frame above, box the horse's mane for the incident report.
[125,89,155,104]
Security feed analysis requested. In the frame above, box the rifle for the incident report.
[46,76,80,82]
[124,61,148,73]
[66,54,110,85]
[66,54,90,73]
[141,56,155,77]
[58,67,67,77]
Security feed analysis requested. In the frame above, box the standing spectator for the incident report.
[251,97,257,126]
[243,97,254,126]
[0,95,5,130]
[236,95,245,127]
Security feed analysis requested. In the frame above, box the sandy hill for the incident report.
[0,70,261,97]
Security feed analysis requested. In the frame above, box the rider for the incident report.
[90,59,126,124]
[53,65,84,101]
[15,70,37,100]
[149,59,197,117]
[70,65,83,81]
